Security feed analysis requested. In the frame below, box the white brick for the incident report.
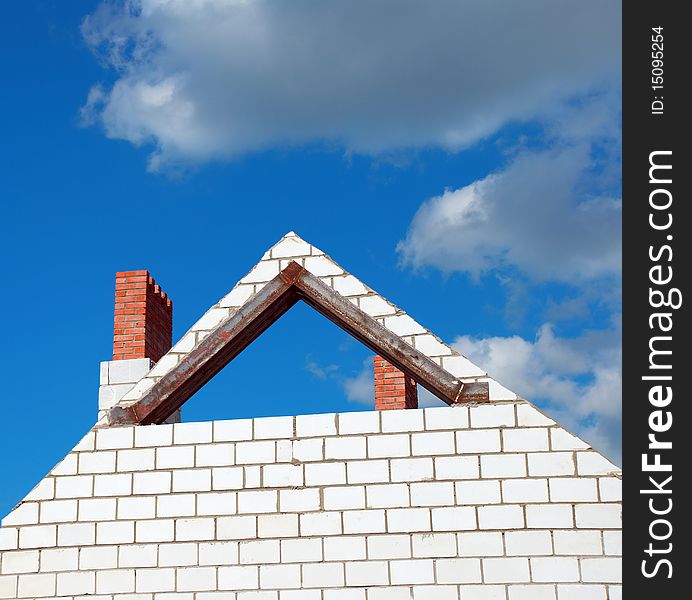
[218,565,259,590]
[549,478,598,502]
[0,528,18,551]
[367,434,410,458]
[432,506,477,531]
[603,531,622,555]
[505,530,553,556]
[2,504,38,527]
[425,406,469,429]
[483,557,531,583]
[296,413,337,437]
[305,462,346,485]
[481,454,526,478]
[607,585,622,600]
[157,493,195,517]
[199,540,239,565]
[575,504,621,529]
[24,480,54,502]
[51,454,77,476]
[304,255,343,276]
[136,566,175,592]
[215,418,254,442]
[516,404,555,427]
[16,573,55,598]
[557,585,607,600]
[390,457,433,482]
[338,411,380,434]
[470,404,515,428]
[118,496,155,519]
[347,460,389,484]
[325,436,366,459]
[553,530,602,555]
[345,560,389,586]
[237,490,278,514]
[412,431,455,455]
[411,482,455,506]
[236,441,276,465]
[458,532,504,557]
[271,236,311,258]
[279,489,320,512]
[441,355,486,378]
[435,456,480,479]
[96,520,133,544]
[217,515,257,540]
[291,438,323,462]
[369,588,415,600]
[175,421,213,445]
[332,274,368,296]
[367,534,411,559]
[198,491,237,516]
[508,585,556,600]
[300,512,342,536]
[260,564,301,589]
[212,466,245,490]
[176,517,215,541]
[359,295,396,316]
[55,475,93,499]
[39,500,77,523]
[366,483,410,508]
[577,453,618,476]
[19,525,56,549]
[257,514,299,538]
[477,505,524,530]
[254,416,293,440]
[173,468,212,492]
[0,576,17,599]
[389,559,434,584]
[384,314,426,336]
[73,432,96,452]
[456,429,501,453]
[580,557,621,582]
[323,485,365,510]
[93,473,131,496]
[178,566,218,591]
[133,471,171,494]
[502,479,549,503]
[240,540,280,564]
[343,509,386,534]
[79,451,117,474]
[135,518,174,542]
[281,538,322,563]
[551,428,589,450]
[96,427,134,450]
[195,443,235,467]
[95,569,134,594]
[387,508,431,533]
[526,505,574,529]
[528,452,575,476]
[78,498,116,521]
[412,532,457,557]
[80,545,118,569]
[220,284,255,308]
[192,307,231,332]
[503,428,549,452]
[413,585,464,600]
[56,522,94,546]
[40,547,78,572]
[135,423,173,447]
[119,543,158,567]
[414,334,452,356]
[302,562,344,588]
[263,464,303,487]
[456,480,502,505]
[117,448,155,471]
[324,536,366,561]
[59,570,97,595]
[531,557,580,582]
[381,409,424,433]
[599,477,622,501]
[1,551,39,574]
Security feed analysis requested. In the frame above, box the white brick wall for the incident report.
[0,402,621,598]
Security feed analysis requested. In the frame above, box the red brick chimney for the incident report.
[374,355,418,410]
[113,270,172,362]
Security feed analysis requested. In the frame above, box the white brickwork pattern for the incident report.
[1,402,621,598]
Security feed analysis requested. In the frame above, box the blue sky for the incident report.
[0,1,621,517]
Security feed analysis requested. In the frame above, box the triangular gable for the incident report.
[99,232,517,427]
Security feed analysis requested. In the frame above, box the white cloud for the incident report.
[454,323,622,462]
[81,0,620,169]
[343,359,374,406]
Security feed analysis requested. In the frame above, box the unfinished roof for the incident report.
[99,232,516,427]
